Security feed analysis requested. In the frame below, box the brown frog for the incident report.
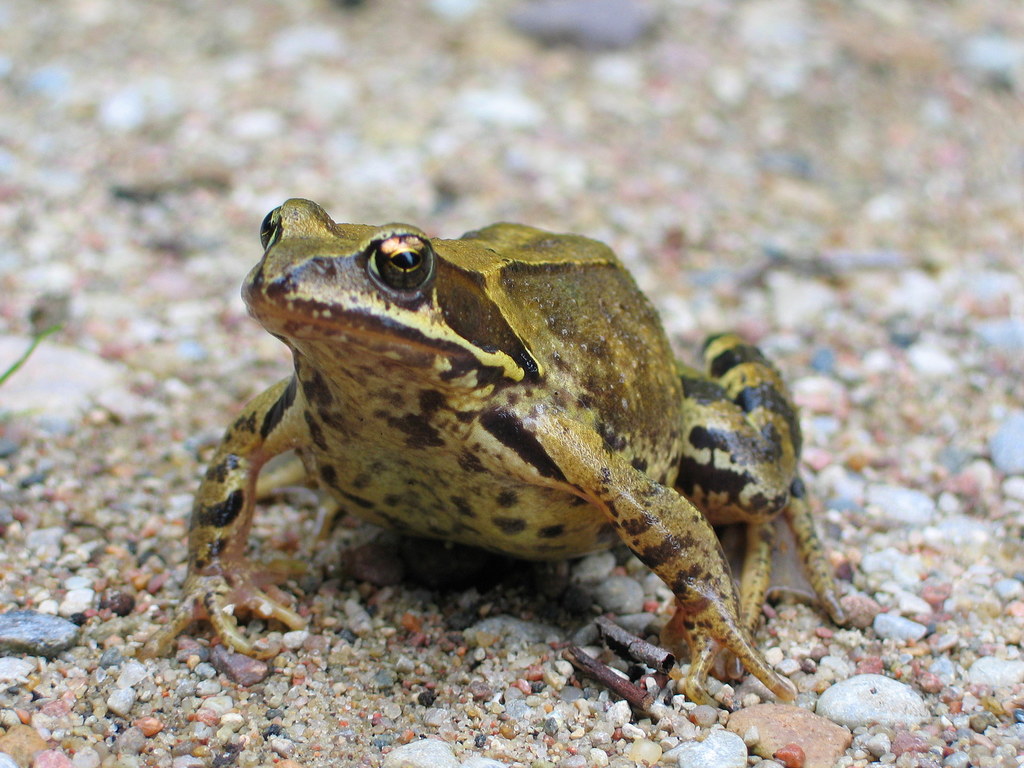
[143,199,845,704]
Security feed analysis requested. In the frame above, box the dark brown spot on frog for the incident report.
[620,515,653,537]
[233,411,258,435]
[260,377,298,439]
[597,421,627,452]
[301,369,334,408]
[458,450,485,473]
[205,454,240,484]
[493,516,527,534]
[637,536,681,569]
[496,490,518,508]
[320,463,338,488]
[538,524,565,538]
[318,408,346,431]
[706,338,765,378]
[480,408,564,481]
[383,494,401,507]
[352,472,372,490]
[197,489,244,529]
[340,490,376,510]
[630,456,648,472]
[389,413,445,448]
[418,389,446,414]
[451,496,474,517]
[304,410,328,450]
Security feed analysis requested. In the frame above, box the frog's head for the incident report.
[244,199,539,385]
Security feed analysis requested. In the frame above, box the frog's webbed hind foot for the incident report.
[662,596,797,706]
[140,565,306,659]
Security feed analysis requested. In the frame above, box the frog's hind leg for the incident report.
[673,334,846,685]
[532,410,796,705]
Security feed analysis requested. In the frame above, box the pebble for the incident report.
[0,337,127,418]
[106,686,137,718]
[839,593,883,629]
[0,756,16,768]
[815,675,929,729]
[0,724,47,765]
[466,616,559,646]
[976,318,1024,350]
[865,484,936,526]
[460,759,507,768]
[959,34,1024,87]
[859,547,925,588]
[572,551,617,583]
[382,739,459,768]
[508,0,655,49]
[967,657,1024,687]
[726,704,851,768]
[627,739,662,764]
[989,412,1024,474]
[665,729,748,768]
[872,613,928,642]
[58,588,95,617]
[591,574,644,614]
[0,610,79,657]
[32,750,74,768]
[0,657,34,682]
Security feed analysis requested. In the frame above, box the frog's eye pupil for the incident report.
[260,209,281,250]
[368,235,434,291]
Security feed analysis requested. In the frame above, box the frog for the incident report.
[142,198,846,705]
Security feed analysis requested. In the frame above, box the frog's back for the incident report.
[455,223,685,484]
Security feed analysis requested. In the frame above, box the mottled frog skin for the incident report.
[143,199,845,704]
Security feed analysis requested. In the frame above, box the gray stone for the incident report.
[872,613,928,642]
[509,0,656,49]
[665,729,748,768]
[816,674,928,729]
[0,610,79,657]
[591,574,644,614]
[990,412,1024,474]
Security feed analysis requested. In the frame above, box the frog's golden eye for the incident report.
[260,208,282,250]
[367,234,435,292]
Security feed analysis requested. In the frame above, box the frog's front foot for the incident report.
[140,562,306,659]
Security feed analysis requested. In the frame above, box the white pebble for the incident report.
[383,739,459,768]
[816,674,928,728]
[968,657,1024,687]
[0,657,34,682]
[990,412,1024,474]
[866,484,936,526]
[59,587,95,616]
[994,578,1024,601]
[460,758,507,768]
[106,686,137,717]
[665,729,748,768]
[115,660,150,689]
[873,613,928,642]
[604,699,632,728]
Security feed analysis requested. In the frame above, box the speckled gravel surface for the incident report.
[2,1,1024,767]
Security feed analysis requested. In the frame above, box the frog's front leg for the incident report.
[532,409,796,705]
[676,334,846,637]
[141,377,308,658]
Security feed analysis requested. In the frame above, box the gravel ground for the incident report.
[2,1,1023,767]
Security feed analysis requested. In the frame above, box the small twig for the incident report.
[595,615,676,673]
[562,645,653,711]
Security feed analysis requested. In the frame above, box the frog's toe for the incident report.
[664,598,797,704]
[141,571,306,659]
